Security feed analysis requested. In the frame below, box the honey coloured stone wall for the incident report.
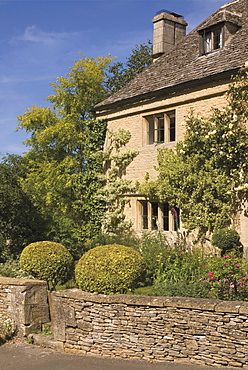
[50,289,248,368]
[100,80,229,184]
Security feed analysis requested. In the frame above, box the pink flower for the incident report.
[241,281,245,286]
[235,263,240,267]
[245,275,248,279]
[210,277,215,280]
[223,263,227,266]
[223,255,230,259]
[208,272,213,277]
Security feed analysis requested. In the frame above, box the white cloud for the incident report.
[0,74,52,84]
[14,25,81,45]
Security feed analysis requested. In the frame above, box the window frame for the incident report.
[139,200,180,232]
[144,110,176,145]
[200,25,223,55]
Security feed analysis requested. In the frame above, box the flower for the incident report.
[172,209,178,217]
[223,263,227,266]
[246,275,248,280]
[235,263,240,267]
[223,255,230,259]
[210,277,215,281]
[208,272,213,277]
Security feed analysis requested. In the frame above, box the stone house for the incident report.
[95,0,248,250]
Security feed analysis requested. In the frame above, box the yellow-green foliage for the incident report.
[20,241,73,289]
[75,244,146,294]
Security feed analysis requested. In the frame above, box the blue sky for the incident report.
[0,0,227,156]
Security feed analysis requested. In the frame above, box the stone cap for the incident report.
[0,276,47,286]
[52,288,248,314]
[152,12,188,26]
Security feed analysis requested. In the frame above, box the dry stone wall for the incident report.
[50,289,248,367]
[2,277,248,367]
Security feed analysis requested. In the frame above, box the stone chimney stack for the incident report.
[152,10,188,60]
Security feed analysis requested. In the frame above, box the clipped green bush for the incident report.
[75,244,146,294]
[20,241,74,290]
[211,228,242,255]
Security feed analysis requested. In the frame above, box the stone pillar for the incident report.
[0,277,50,336]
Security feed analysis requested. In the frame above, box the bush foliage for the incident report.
[211,228,241,255]
[75,244,146,294]
[20,241,74,290]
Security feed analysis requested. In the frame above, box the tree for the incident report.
[105,41,153,94]
[17,55,113,258]
[141,66,248,238]
[0,155,48,260]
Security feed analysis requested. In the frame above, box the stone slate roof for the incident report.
[96,0,248,111]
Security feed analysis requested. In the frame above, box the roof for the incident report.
[96,0,248,111]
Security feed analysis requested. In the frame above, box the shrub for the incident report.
[20,241,74,290]
[200,251,248,300]
[131,231,170,285]
[75,244,146,294]
[211,228,241,255]
[154,280,210,299]
[0,258,33,279]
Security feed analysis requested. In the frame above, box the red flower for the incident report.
[223,255,230,259]
[208,272,213,277]
[235,263,240,267]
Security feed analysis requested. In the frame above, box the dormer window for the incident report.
[202,26,223,54]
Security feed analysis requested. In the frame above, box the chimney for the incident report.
[152,10,188,60]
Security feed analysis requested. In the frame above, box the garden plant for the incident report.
[20,241,74,290]
[75,244,146,294]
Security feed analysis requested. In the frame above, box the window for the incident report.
[145,111,175,144]
[139,201,180,231]
[201,26,223,55]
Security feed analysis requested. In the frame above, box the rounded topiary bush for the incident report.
[20,241,74,289]
[75,244,146,294]
[211,228,242,255]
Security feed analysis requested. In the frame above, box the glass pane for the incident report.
[214,28,222,49]
[204,32,212,53]
[172,207,180,231]
[148,117,154,144]
[169,114,176,142]
[162,203,169,231]
[157,116,164,143]
[151,202,158,230]
[140,201,148,229]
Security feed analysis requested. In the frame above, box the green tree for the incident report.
[17,55,113,258]
[141,66,248,237]
[0,155,48,260]
[105,41,153,94]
